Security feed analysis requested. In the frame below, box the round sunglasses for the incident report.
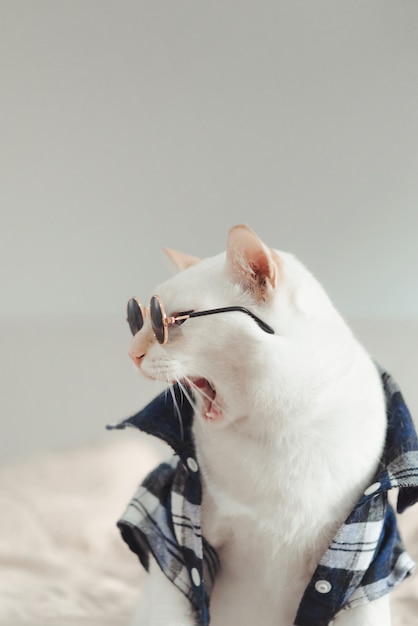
[127,295,275,345]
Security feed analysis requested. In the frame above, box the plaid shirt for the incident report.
[109,369,418,626]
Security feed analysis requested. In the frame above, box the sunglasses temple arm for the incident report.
[252,316,275,335]
[189,307,275,335]
[167,313,193,324]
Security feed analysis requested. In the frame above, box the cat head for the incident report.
[128,224,342,427]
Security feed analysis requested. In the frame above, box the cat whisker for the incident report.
[176,379,199,416]
[168,381,185,441]
[148,365,185,441]
[184,374,231,426]
[183,376,212,408]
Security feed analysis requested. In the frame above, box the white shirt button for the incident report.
[364,482,381,496]
[315,580,332,594]
[191,567,201,586]
[187,457,199,473]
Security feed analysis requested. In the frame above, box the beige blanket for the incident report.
[1,436,417,626]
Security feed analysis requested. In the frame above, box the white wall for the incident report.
[1,1,417,460]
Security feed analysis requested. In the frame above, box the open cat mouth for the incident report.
[186,378,222,421]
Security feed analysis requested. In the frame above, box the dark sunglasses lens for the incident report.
[127,299,144,336]
[150,296,165,344]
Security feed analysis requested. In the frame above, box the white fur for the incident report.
[128,226,388,626]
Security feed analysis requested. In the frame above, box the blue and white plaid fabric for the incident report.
[109,369,418,626]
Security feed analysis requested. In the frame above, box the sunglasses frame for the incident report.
[127,294,275,345]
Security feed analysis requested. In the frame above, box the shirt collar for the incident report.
[107,385,196,463]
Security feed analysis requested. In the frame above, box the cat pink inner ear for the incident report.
[163,247,201,271]
[226,224,279,297]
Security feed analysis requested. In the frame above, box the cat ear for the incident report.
[163,247,201,271]
[226,224,280,299]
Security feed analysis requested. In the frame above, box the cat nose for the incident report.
[128,349,145,367]
[128,325,154,367]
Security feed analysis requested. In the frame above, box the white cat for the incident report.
[124,224,399,626]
